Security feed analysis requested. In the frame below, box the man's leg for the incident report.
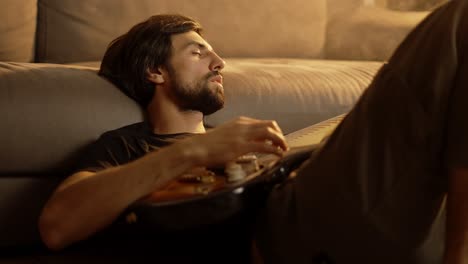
[256,1,468,263]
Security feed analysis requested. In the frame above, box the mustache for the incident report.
[204,71,223,80]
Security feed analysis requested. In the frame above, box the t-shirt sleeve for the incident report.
[73,133,126,173]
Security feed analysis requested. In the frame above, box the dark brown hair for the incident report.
[98,14,202,108]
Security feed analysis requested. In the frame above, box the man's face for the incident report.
[165,31,226,115]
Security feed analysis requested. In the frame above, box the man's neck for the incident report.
[146,91,206,135]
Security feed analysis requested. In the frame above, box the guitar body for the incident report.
[114,115,345,232]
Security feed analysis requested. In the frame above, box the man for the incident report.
[38,14,287,260]
[38,1,468,263]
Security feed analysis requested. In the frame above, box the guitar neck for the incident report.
[285,114,346,148]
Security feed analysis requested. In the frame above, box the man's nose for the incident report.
[210,52,226,72]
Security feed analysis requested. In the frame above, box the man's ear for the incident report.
[146,67,166,84]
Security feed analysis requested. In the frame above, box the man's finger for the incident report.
[248,126,288,151]
[248,141,285,156]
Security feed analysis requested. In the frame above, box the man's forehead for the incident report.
[171,31,213,51]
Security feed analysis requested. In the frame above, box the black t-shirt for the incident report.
[74,122,193,173]
[72,122,253,262]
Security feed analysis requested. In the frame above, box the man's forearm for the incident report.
[444,168,468,264]
[39,143,196,250]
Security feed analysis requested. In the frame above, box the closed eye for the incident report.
[192,51,204,57]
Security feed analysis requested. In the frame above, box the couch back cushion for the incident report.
[35,0,327,63]
[0,62,144,175]
[0,0,37,62]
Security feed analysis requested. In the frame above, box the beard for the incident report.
[167,66,225,116]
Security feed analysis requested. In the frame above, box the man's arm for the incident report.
[444,168,468,264]
[39,117,287,250]
[38,144,196,250]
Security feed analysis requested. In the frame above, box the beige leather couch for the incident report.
[0,0,430,254]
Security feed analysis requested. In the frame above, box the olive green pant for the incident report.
[257,1,468,263]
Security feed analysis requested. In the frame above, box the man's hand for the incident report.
[178,116,289,168]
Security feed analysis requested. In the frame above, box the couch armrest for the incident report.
[325,6,429,61]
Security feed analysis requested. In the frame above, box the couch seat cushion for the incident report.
[0,62,143,174]
[208,58,382,133]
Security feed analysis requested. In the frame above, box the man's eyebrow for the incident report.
[183,41,208,50]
